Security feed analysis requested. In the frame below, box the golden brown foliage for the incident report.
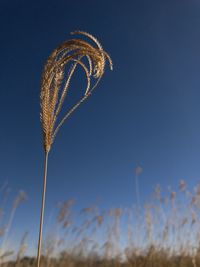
[3,181,200,266]
[40,31,112,153]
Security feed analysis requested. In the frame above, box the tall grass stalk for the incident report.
[37,31,112,267]
[134,165,142,209]
[37,152,49,267]
[0,191,26,260]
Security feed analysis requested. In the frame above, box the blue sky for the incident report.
[1,0,200,254]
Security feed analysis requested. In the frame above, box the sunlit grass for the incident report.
[38,30,112,267]
[1,180,200,266]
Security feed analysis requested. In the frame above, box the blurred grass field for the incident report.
[1,180,200,267]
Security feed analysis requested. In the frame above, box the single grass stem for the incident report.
[37,152,49,267]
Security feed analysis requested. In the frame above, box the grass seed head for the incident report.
[40,31,112,153]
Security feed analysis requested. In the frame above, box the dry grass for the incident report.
[38,31,112,267]
[3,31,199,267]
[0,185,27,263]
[40,30,112,153]
[1,181,200,266]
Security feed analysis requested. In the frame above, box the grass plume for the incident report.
[40,30,112,153]
[37,31,112,267]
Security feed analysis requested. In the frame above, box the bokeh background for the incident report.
[1,0,200,255]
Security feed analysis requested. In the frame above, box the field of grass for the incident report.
[1,180,200,266]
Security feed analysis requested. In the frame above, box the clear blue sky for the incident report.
[1,0,200,253]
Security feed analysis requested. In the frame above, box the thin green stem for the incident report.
[37,151,49,267]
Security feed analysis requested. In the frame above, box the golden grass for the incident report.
[40,30,112,153]
[38,31,112,267]
[1,181,200,266]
